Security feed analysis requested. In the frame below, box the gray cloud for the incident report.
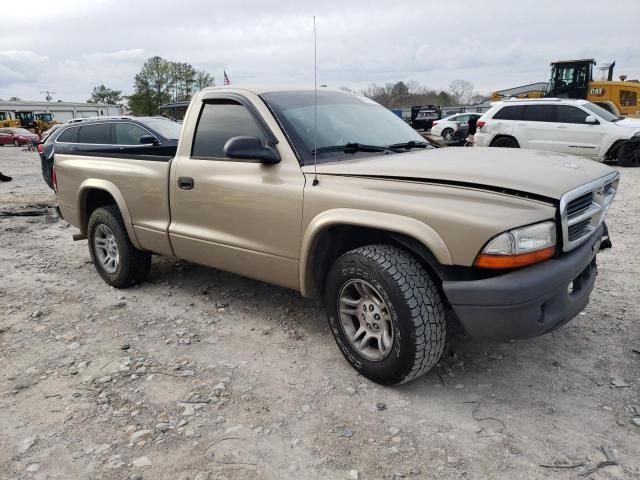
[1,0,639,101]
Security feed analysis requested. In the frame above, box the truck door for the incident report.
[169,95,305,289]
[553,105,605,159]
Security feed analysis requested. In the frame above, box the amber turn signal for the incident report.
[474,246,556,269]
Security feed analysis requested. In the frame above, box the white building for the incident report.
[0,100,124,123]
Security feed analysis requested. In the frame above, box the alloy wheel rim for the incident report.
[337,279,394,361]
[93,224,119,273]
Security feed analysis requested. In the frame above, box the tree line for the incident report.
[359,79,484,109]
[86,55,485,115]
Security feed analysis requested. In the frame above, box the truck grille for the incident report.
[568,218,591,242]
[559,172,619,252]
[566,192,593,217]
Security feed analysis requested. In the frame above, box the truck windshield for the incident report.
[261,90,427,165]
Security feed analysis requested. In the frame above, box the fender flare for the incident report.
[299,208,452,297]
[77,179,142,249]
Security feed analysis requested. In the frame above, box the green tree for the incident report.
[194,70,215,90]
[128,56,172,115]
[88,84,123,104]
[128,57,215,114]
[169,62,197,102]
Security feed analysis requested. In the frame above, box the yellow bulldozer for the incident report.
[0,111,57,135]
[0,111,20,129]
[492,59,640,117]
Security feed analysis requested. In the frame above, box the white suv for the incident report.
[475,98,640,167]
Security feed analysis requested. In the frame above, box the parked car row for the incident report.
[475,98,640,167]
[426,98,640,167]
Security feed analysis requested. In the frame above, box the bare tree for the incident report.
[449,79,474,104]
[361,81,455,108]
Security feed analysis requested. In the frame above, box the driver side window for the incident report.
[191,100,266,159]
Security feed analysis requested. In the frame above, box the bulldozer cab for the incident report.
[545,59,595,99]
[0,111,19,128]
[35,112,53,123]
[15,111,36,129]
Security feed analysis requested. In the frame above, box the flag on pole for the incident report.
[224,70,230,85]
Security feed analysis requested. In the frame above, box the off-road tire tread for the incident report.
[334,245,446,384]
[88,205,151,288]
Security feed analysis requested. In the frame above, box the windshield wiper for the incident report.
[386,140,431,150]
[312,143,397,155]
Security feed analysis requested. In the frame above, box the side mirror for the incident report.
[585,115,599,124]
[139,135,159,145]
[223,136,280,164]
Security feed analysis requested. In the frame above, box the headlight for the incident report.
[474,221,556,269]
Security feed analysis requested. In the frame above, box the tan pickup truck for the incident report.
[54,87,619,385]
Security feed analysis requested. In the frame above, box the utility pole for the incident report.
[40,90,56,102]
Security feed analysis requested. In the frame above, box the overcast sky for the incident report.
[1,0,639,102]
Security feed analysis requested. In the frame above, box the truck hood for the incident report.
[302,148,615,201]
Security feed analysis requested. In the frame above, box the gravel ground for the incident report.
[1,146,639,480]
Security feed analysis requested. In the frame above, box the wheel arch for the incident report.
[605,137,640,160]
[77,179,141,249]
[299,209,452,298]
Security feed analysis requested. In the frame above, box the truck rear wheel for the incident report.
[617,142,640,167]
[87,205,151,288]
[324,245,446,385]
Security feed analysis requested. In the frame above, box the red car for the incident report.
[0,127,40,146]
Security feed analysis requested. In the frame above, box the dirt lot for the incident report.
[0,146,639,480]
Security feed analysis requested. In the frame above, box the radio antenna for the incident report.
[312,15,319,186]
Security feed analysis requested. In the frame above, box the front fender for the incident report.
[299,208,452,297]
[77,179,142,250]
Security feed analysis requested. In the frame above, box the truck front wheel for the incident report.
[324,245,446,385]
[87,205,151,288]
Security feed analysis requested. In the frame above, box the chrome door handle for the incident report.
[556,125,567,129]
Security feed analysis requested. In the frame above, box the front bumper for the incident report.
[443,225,603,341]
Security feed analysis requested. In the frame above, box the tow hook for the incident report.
[600,222,612,251]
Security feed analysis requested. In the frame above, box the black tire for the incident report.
[441,128,454,140]
[617,142,640,167]
[325,245,446,385]
[491,136,519,148]
[13,139,19,147]
[87,205,151,288]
